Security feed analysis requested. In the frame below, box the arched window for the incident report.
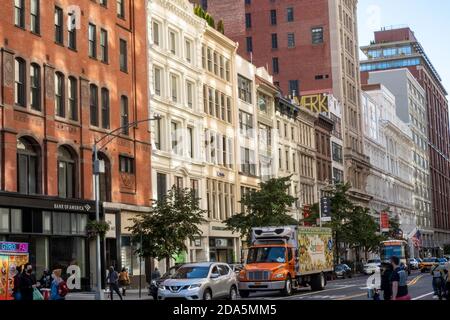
[55,72,65,117]
[90,84,99,126]
[17,137,40,195]
[30,63,41,111]
[120,95,129,135]
[101,88,110,129]
[15,58,26,107]
[68,76,78,121]
[58,146,76,199]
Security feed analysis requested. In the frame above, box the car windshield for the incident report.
[367,259,380,264]
[172,266,210,279]
[335,265,345,271]
[247,247,286,263]
[424,258,436,262]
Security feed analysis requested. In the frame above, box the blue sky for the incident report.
[358,0,450,93]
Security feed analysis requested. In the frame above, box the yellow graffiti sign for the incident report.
[293,94,329,113]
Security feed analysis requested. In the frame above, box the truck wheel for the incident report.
[310,273,326,291]
[239,290,250,298]
[281,276,293,296]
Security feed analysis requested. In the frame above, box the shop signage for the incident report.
[0,242,28,254]
[53,203,92,212]
[380,212,390,232]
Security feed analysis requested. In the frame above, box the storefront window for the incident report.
[0,208,9,232]
[53,212,86,235]
[120,236,145,276]
[51,237,86,277]
[43,211,51,234]
[11,209,22,233]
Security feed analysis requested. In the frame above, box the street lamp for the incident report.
[92,116,161,300]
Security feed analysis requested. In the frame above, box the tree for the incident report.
[127,186,207,262]
[224,176,298,243]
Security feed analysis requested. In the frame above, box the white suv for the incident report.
[158,262,238,300]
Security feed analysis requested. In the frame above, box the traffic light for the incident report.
[320,197,332,222]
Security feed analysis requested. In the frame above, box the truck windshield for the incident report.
[247,247,286,263]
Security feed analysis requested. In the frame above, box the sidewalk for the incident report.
[66,289,155,300]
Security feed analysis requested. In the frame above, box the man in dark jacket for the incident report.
[380,263,393,300]
[19,264,35,301]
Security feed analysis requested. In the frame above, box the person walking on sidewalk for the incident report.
[106,266,123,301]
[50,269,66,301]
[19,264,35,301]
[390,256,411,300]
[119,268,130,296]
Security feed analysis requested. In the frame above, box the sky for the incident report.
[358,0,450,93]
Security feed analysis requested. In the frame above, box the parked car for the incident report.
[419,257,439,272]
[363,259,381,275]
[334,264,352,279]
[409,258,419,270]
[149,265,180,300]
[158,262,238,300]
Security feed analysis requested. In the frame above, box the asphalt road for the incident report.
[240,270,437,301]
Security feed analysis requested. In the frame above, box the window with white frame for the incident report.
[185,39,192,63]
[186,81,194,108]
[152,21,160,46]
[169,30,177,55]
[153,67,162,96]
[171,121,182,155]
[170,74,178,103]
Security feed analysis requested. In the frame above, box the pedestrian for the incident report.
[431,263,444,299]
[380,264,393,300]
[390,256,411,300]
[119,267,130,296]
[151,267,161,280]
[12,266,22,300]
[39,269,52,289]
[19,264,35,301]
[50,269,66,300]
[106,266,123,301]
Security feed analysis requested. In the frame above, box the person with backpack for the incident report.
[119,267,130,296]
[106,266,123,301]
[390,256,411,300]
[50,269,68,300]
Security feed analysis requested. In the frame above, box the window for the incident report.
[152,21,160,46]
[238,75,252,103]
[171,74,178,102]
[207,48,212,72]
[15,0,25,28]
[119,156,134,174]
[58,146,76,198]
[88,24,97,58]
[312,27,324,44]
[188,127,194,158]
[333,168,344,184]
[120,96,129,135]
[289,80,299,97]
[271,33,278,49]
[239,110,253,138]
[101,88,110,129]
[175,176,183,189]
[119,39,128,72]
[156,173,167,200]
[68,15,77,49]
[258,94,269,113]
[186,81,193,108]
[154,67,161,96]
[287,7,294,22]
[245,13,252,28]
[117,0,125,18]
[17,138,39,195]
[153,115,161,150]
[270,10,277,25]
[54,7,64,44]
[30,0,40,34]
[55,72,65,117]
[68,77,78,121]
[185,40,192,63]
[100,29,108,63]
[171,122,181,155]
[287,33,295,48]
[89,84,98,126]
[15,58,26,107]
[226,97,232,123]
[246,37,253,53]
[30,63,41,111]
[169,31,177,55]
[240,147,256,176]
[332,142,343,163]
[100,0,108,6]
[272,57,279,74]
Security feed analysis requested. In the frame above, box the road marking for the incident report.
[412,292,434,300]
[336,293,366,300]
[269,285,357,300]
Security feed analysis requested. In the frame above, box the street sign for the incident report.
[320,197,332,222]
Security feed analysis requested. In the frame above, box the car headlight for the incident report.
[188,283,202,290]
[273,273,285,280]
[158,284,165,290]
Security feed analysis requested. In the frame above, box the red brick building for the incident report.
[0,0,150,289]
[193,0,371,204]
[361,27,450,246]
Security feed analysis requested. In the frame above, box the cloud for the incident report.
[365,4,382,31]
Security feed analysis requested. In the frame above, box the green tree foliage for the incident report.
[224,176,298,243]
[127,186,207,261]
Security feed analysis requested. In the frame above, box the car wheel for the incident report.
[228,286,237,300]
[281,275,293,296]
[239,290,250,298]
[203,289,212,300]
